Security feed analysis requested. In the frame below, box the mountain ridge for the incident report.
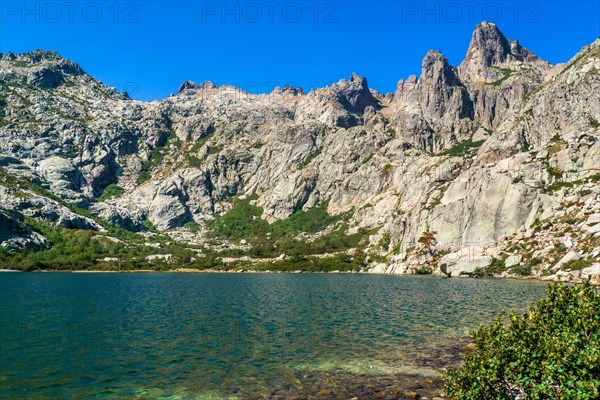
[0,23,598,282]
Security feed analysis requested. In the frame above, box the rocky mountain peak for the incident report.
[271,85,305,96]
[9,49,66,63]
[463,22,512,69]
[421,50,462,87]
[459,21,547,81]
[177,80,218,95]
[0,49,84,89]
[335,72,378,114]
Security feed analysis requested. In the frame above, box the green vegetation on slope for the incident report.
[207,195,370,261]
[489,67,514,86]
[437,138,485,158]
[0,215,211,271]
[443,282,600,399]
[137,128,179,184]
[98,184,125,201]
[0,171,369,271]
[247,253,363,273]
[208,195,340,240]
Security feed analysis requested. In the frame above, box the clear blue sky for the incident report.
[1,1,599,100]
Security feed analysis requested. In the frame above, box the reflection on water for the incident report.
[0,273,548,399]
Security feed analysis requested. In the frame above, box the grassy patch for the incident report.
[11,60,31,68]
[546,173,600,194]
[472,258,507,277]
[437,138,485,157]
[184,221,200,233]
[381,164,392,174]
[207,195,366,259]
[561,259,592,271]
[207,145,223,155]
[187,155,203,169]
[489,68,514,86]
[98,184,125,201]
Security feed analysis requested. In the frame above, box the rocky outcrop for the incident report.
[390,50,474,151]
[296,73,379,128]
[90,203,145,232]
[0,209,48,251]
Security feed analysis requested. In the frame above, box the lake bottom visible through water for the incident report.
[0,273,549,399]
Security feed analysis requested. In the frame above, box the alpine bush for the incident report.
[443,282,600,399]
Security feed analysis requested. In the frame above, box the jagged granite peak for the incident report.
[177,80,218,95]
[390,50,473,151]
[334,72,379,114]
[271,85,305,97]
[459,21,549,82]
[475,37,600,165]
[421,50,462,87]
[295,72,379,128]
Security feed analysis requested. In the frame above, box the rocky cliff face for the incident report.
[0,23,598,280]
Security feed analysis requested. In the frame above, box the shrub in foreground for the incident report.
[443,282,600,399]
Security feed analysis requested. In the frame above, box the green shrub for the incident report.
[472,257,507,277]
[98,184,125,201]
[547,165,564,179]
[443,282,600,399]
[187,155,203,168]
[562,259,592,271]
[489,68,514,86]
[378,232,391,251]
[184,221,200,233]
[509,263,532,276]
[438,138,485,157]
[413,266,432,275]
[207,145,223,155]
[142,220,157,232]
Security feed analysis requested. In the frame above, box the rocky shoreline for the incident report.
[5,267,599,287]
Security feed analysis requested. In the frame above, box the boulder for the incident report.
[439,250,493,277]
[37,156,81,191]
[91,203,145,232]
[552,251,580,271]
[148,194,190,230]
[505,255,522,268]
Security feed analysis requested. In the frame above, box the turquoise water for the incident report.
[0,273,549,399]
